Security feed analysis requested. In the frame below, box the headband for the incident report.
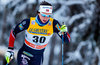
[39,5,53,13]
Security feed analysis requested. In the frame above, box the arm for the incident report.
[8,19,30,49]
[53,19,70,43]
[5,19,30,64]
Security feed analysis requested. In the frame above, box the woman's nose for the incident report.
[45,16,48,18]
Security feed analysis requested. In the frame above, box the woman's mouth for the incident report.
[43,20,47,23]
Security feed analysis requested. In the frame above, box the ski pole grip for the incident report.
[62,22,64,25]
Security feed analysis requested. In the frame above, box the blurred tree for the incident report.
[1,5,7,45]
[49,35,56,65]
[95,0,100,48]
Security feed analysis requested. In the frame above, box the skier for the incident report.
[5,1,70,65]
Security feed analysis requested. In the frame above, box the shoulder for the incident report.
[22,18,30,22]
[19,18,30,25]
[53,19,59,23]
[52,18,61,26]
[17,18,30,28]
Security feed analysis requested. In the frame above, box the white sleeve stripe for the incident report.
[11,30,15,39]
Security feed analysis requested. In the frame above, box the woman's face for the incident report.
[38,12,51,23]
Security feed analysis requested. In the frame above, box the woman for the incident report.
[5,1,70,65]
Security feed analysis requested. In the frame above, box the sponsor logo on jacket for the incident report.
[29,28,48,35]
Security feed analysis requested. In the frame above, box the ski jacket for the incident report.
[8,15,70,50]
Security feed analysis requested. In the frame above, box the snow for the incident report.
[65,41,88,63]
[39,0,57,4]
[53,5,70,23]
[43,40,51,65]
[68,13,85,25]
[85,10,93,17]
[54,43,61,55]
[95,47,100,65]
[0,46,7,56]
[17,3,27,12]
[70,29,79,43]
[9,0,21,7]
[0,5,3,12]
[85,19,91,24]
[27,0,36,4]
[0,0,12,5]
[78,23,86,30]
[65,40,99,65]
[59,0,86,5]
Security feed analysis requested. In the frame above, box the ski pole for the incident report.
[62,34,64,65]
[62,22,64,65]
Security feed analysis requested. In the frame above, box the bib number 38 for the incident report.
[33,36,46,43]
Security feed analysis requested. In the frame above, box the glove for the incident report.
[60,25,68,32]
[5,49,14,64]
